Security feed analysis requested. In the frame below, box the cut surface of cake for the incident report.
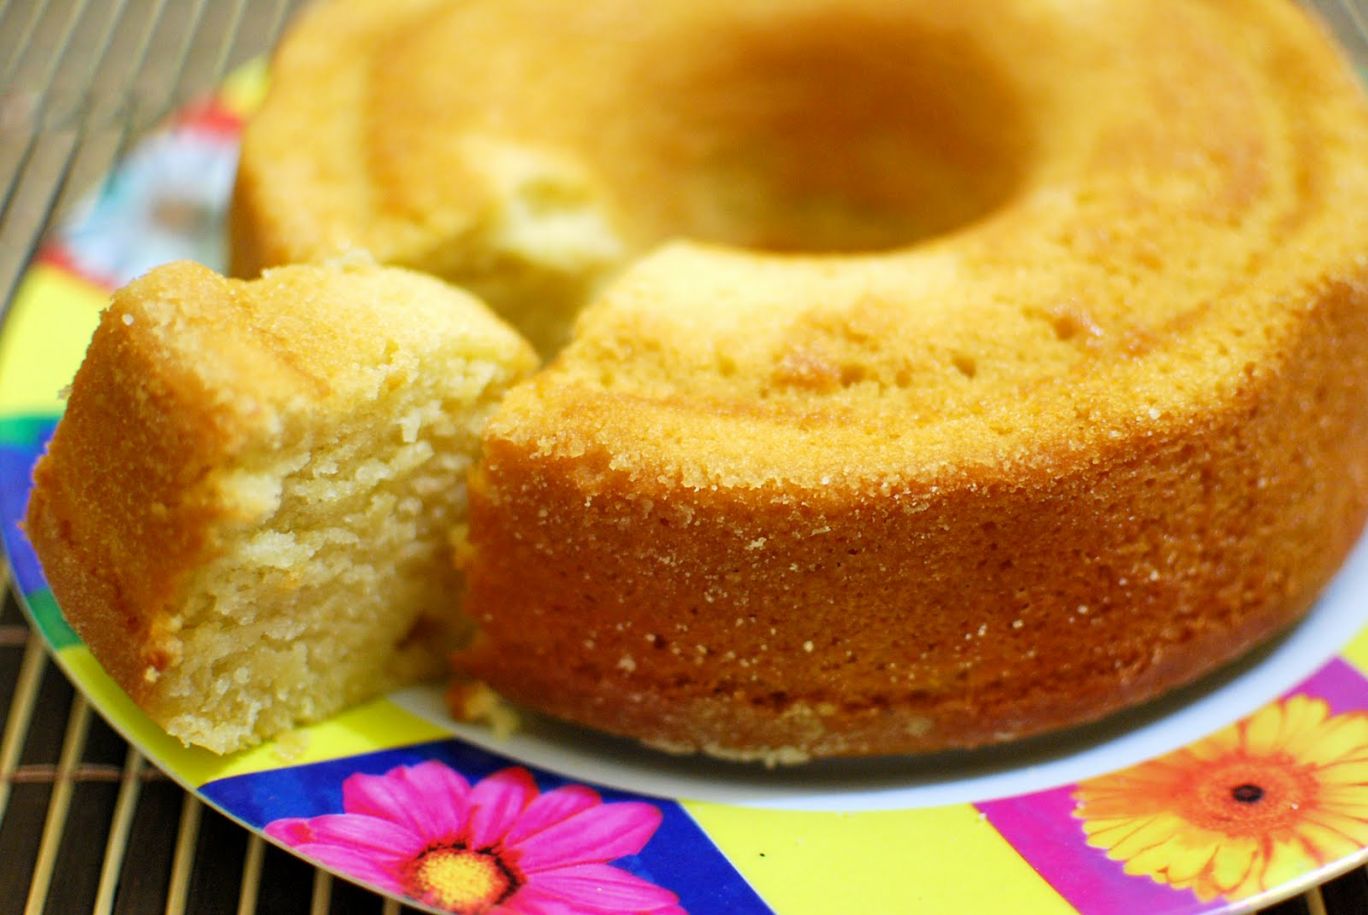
[24,261,537,753]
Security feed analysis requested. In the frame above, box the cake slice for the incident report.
[24,260,537,753]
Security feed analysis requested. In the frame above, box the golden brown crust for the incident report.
[444,0,1368,758]
[460,272,1368,757]
[25,268,247,713]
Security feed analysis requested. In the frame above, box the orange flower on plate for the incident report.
[1074,695,1368,902]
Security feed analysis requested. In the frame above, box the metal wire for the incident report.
[1306,0,1368,68]
[0,637,46,827]
[23,696,89,915]
[310,869,333,915]
[165,794,204,915]
[93,748,146,915]
[0,0,92,218]
[1338,0,1368,51]
[237,836,266,915]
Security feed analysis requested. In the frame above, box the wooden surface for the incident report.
[1,0,1367,912]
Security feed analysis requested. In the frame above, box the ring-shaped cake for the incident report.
[231,0,1368,760]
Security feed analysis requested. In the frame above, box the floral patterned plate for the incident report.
[4,63,1368,914]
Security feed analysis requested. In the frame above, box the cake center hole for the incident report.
[620,10,1030,254]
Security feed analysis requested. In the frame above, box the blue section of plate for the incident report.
[0,416,57,598]
[202,739,772,914]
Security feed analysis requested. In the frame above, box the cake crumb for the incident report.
[904,716,933,737]
[447,681,522,739]
[272,728,310,761]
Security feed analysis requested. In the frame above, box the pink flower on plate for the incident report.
[265,761,684,914]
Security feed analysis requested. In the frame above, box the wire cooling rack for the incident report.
[3,0,1368,912]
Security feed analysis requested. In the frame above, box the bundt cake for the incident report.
[24,261,536,753]
[232,0,1368,759]
[50,0,1368,761]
